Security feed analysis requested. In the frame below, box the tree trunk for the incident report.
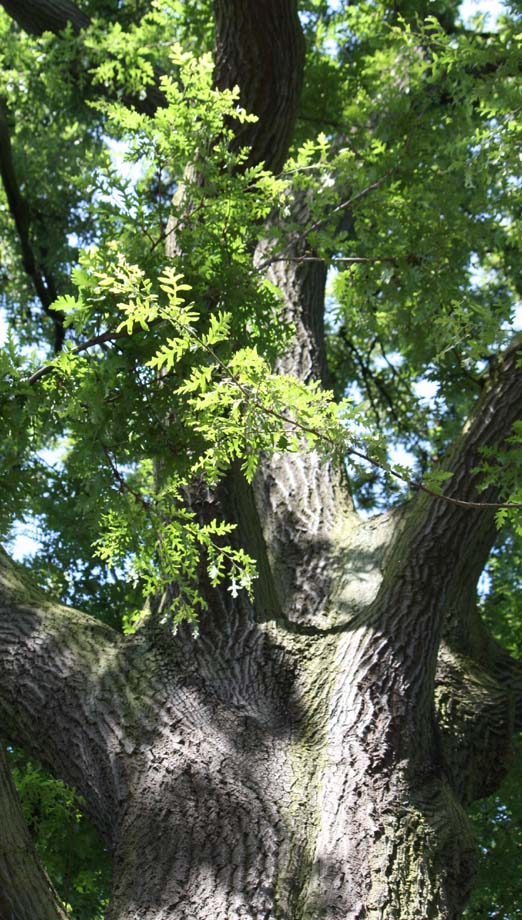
[1,415,521,920]
[1,2,522,918]
[1,332,522,920]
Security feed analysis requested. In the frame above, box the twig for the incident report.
[346,446,522,511]
[27,328,127,385]
[25,309,522,513]
[265,255,397,266]
[172,318,522,512]
[257,172,392,272]
[100,443,152,512]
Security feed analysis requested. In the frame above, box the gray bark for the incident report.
[1,332,522,920]
[0,1,521,918]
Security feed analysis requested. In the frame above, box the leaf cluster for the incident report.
[7,748,111,919]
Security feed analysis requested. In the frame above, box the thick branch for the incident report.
[0,549,124,837]
[213,0,305,174]
[434,637,520,800]
[167,0,338,626]
[392,338,522,612]
[0,0,89,35]
[359,340,522,753]
[315,340,522,785]
[437,584,522,781]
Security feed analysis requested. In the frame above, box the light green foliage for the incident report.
[0,24,369,626]
[299,1,522,504]
[1,0,522,615]
[0,0,521,582]
[0,31,293,621]
[39,246,361,624]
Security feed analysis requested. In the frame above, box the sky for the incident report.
[1,0,515,559]
[0,2,508,352]
[460,0,505,26]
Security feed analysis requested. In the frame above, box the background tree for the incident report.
[1,1,522,918]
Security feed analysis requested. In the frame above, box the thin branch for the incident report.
[265,255,397,266]
[27,328,126,384]
[100,442,152,512]
[344,333,404,428]
[0,97,64,351]
[334,256,396,264]
[377,339,401,379]
[343,336,383,427]
[24,313,522,512]
[165,317,522,513]
[297,113,343,130]
[346,446,522,511]
[257,173,393,272]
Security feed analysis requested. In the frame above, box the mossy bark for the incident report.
[0,1,522,917]
[0,460,520,920]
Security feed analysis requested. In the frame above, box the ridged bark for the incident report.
[213,0,305,174]
[0,2,522,919]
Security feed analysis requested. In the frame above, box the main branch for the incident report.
[0,549,123,837]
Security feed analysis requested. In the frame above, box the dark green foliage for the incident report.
[465,534,522,920]
[7,748,111,918]
[465,738,522,920]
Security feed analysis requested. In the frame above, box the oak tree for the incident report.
[1,1,522,918]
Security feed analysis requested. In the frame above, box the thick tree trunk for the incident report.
[1,429,520,919]
[1,2,522,918]
[1,333,522,920]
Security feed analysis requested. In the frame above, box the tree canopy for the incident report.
[1,1,522,917]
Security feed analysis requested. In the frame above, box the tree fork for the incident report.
[0,1,522,917]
